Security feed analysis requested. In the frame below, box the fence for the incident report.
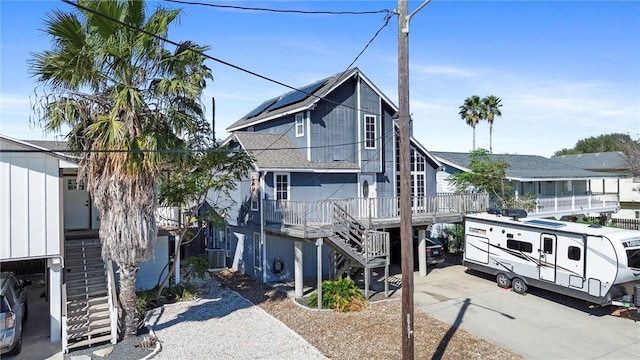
[585,217,640,230]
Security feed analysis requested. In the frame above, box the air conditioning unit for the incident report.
[206,248,226,269]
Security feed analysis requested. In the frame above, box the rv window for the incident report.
[543,237,553,254]
[507,239,533,253]
[626,249,640,269]
[568,246,581,261]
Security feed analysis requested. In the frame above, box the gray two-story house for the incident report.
[217,68,487,298]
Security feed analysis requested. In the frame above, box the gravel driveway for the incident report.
[147,280,327,360]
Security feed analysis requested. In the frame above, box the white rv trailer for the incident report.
[463,211,640,306]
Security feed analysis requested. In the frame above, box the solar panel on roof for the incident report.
[266,80,327,112]
[525,219,566,228]
[243,97,279,119]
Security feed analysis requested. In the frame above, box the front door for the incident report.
[539,234,557,282]
[358,173,377,219]
[63,176,91,230]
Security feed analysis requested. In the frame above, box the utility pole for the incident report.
[397,1,431,359]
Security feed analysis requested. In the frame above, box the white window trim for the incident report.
[274,173,290,201]
[295,113,304,137]
[364,114,376,149]
[225,227,231,257]
[253,232,262,270]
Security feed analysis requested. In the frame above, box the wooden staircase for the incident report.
[326,204,390,296]
[63,238,118,353]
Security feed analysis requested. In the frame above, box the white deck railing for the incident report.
[532,193,619,217]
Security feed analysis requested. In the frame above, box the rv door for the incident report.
[539,234,557,282]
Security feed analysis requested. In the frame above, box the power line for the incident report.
[60,0,390,118]
[164,0,391,15]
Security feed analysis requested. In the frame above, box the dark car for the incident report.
[0,272,28,356]
[425,239,445,265]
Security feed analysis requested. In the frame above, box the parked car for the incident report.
[425,239,445,265]
[0,272,28,355]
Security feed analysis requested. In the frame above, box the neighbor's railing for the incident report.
[532,193,619,215]
[156,206,180,228]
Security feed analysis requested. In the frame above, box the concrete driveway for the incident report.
[411,264,640,360]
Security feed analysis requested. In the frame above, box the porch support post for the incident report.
[294,240,303,299]
[364,268,370,298]
[316,238,323,309]
[385,264,389,297]
[418,228,427,277]
[48,257,62,342]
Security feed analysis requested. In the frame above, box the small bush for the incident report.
[446,224,464,253]
[308,277,367,312]
[135,288,157,318]
[166,283,201,302]
[181,255,210,282]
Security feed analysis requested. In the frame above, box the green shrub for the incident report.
[308,277,367,312]
[135,288,157,318]
[166,282,201,302]
[446,224,464,253]
[181,255,210,282]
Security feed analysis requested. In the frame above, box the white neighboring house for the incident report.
[552,152,640,220]
[0,134,176,351]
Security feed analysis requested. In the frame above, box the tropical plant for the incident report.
[308,277,367,312]
[459,95,484,151]
[445,224,464,253]
[481,95,502,154]
[448,149,513,207]
[154,138,252,298]
[30,0,213,338]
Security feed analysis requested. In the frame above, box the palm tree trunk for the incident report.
[489,124,493,154]
[118,264,138,339]
[473,127,476,151]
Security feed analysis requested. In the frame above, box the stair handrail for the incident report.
[332,204,365,249]
[105,259,118,344]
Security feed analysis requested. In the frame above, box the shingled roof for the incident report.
[432,151,620,180]
[552,152,628,172]
[226,67,396,132]
[232,132,358,171]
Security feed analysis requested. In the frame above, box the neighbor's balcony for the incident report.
[530,193,620,218]
[156,206,181,229]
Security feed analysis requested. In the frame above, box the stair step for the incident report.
[67,301,110,316]
[66,289,108,299]
[67,295,109,308]
[65,238,101,246]
[66,273,106,284]
[67,313,111,327]
[66,334,113,351]
[66,281,107,292]
[67,325,112,341]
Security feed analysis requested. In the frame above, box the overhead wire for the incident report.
[163,0,391,15]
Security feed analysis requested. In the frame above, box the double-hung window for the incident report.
[295,113,304,137]
[364,115,376,149]
[275,173,289,211]
[253,232,262,270]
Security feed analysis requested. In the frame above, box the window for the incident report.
[568,246,581,261]
[247,126,254,132]
[364,115,376,149]
[543,237,554,254]
[295,113,304,137]
[253,232,262,269]
[507,239,533,253]
[627,249,640,269]
[275,173,289,201]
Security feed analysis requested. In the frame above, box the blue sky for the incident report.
[1,0,638,157]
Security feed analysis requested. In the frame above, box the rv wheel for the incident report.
[496,273,511,288]
[512,278,528,294]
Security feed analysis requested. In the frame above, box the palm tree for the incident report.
[30,0,212,338]
[482,95,503,154]
[458,95,484,151]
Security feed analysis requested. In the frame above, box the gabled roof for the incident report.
[231,132,359,172]
[432,151,620,181]
[226,67,397,132]
[0,134,78,163]
[551,152,628,172]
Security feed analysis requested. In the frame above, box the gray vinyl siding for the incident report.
[253,115,307,155]
[263,235,331,283]
[264,172,358,201]
[360,80,382,173]
[309,79,358,163]
[225,175,260,227]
